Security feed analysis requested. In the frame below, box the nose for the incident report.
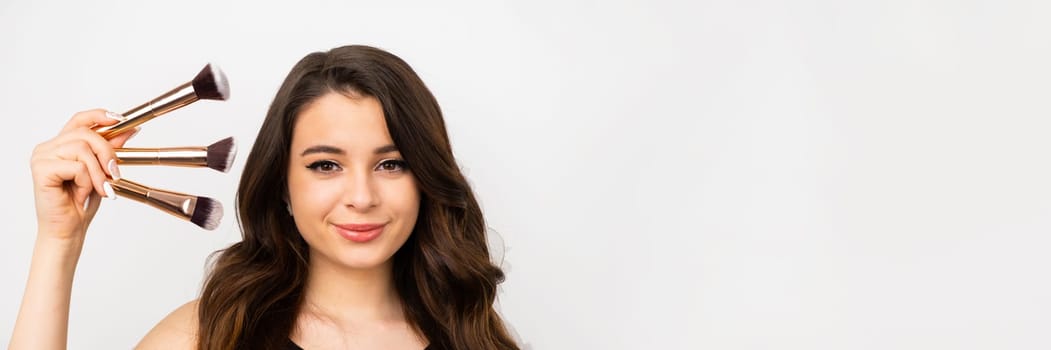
[341,169,380,210]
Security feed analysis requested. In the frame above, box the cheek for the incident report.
[388,179,421,220]
[288,177,342,218]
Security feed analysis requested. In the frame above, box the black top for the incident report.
[287,339,432,349]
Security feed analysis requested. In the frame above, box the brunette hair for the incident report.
[196,45,517,350]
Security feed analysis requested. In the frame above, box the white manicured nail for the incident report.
[103,182,115,200]
[105,111,126,122]
[108,159,121,181]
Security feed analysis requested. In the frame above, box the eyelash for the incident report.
[306,159,409,174]
[377,159,409,172]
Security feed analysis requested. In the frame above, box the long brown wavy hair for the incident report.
[196,45,518,350]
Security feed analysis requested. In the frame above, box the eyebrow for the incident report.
[300,144,400,156]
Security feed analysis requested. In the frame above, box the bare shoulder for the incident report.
[135,299,199,350]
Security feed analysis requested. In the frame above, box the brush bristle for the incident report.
[206,137,236,173]
[191,63,230,101]
[190,196,223,230]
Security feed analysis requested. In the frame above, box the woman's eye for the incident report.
[306,160,342,173]
[377,159,408,173]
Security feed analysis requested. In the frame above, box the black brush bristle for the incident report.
[190,196,223,230]
[206,137,236,173]
[191,63,230,101]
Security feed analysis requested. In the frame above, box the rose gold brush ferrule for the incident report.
[115,147,208,167]
[95,83,199,139]
[109,178,198,221]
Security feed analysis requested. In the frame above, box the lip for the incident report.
[334,223,386,243]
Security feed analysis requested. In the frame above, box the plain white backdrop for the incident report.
[3,0,1051,349]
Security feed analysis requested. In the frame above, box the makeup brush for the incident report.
[109,178,223,230]
[95,63,230,139]
[114,137,237,173]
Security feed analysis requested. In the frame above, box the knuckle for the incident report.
[71,139,91,152]
[77,129,107,148]
[69,128,96,141]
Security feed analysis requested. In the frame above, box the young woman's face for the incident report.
[287,92,420,271]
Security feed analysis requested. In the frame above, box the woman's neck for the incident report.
[301,253,404,325]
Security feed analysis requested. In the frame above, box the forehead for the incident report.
[291,93,393,150]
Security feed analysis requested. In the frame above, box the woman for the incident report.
[12,45,519,349]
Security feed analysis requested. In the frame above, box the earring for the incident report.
[285,201,293,216]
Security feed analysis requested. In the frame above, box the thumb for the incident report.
[107,127,140,148]
[83,192,102,222]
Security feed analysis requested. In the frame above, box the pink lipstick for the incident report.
[335,223,386,243]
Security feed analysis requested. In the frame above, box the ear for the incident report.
[282,190,291,215]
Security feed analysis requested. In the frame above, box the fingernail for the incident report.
[103,182,116,200]
[126,127,141,141]
[105,111,126,122]
[108,159,121,181]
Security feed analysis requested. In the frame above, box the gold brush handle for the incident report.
[115,147,208,167]
[94,82,199,139]
[108,178,198,220]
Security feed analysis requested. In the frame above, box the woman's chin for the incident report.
[335,250,395,271]
[307,245,394,271]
